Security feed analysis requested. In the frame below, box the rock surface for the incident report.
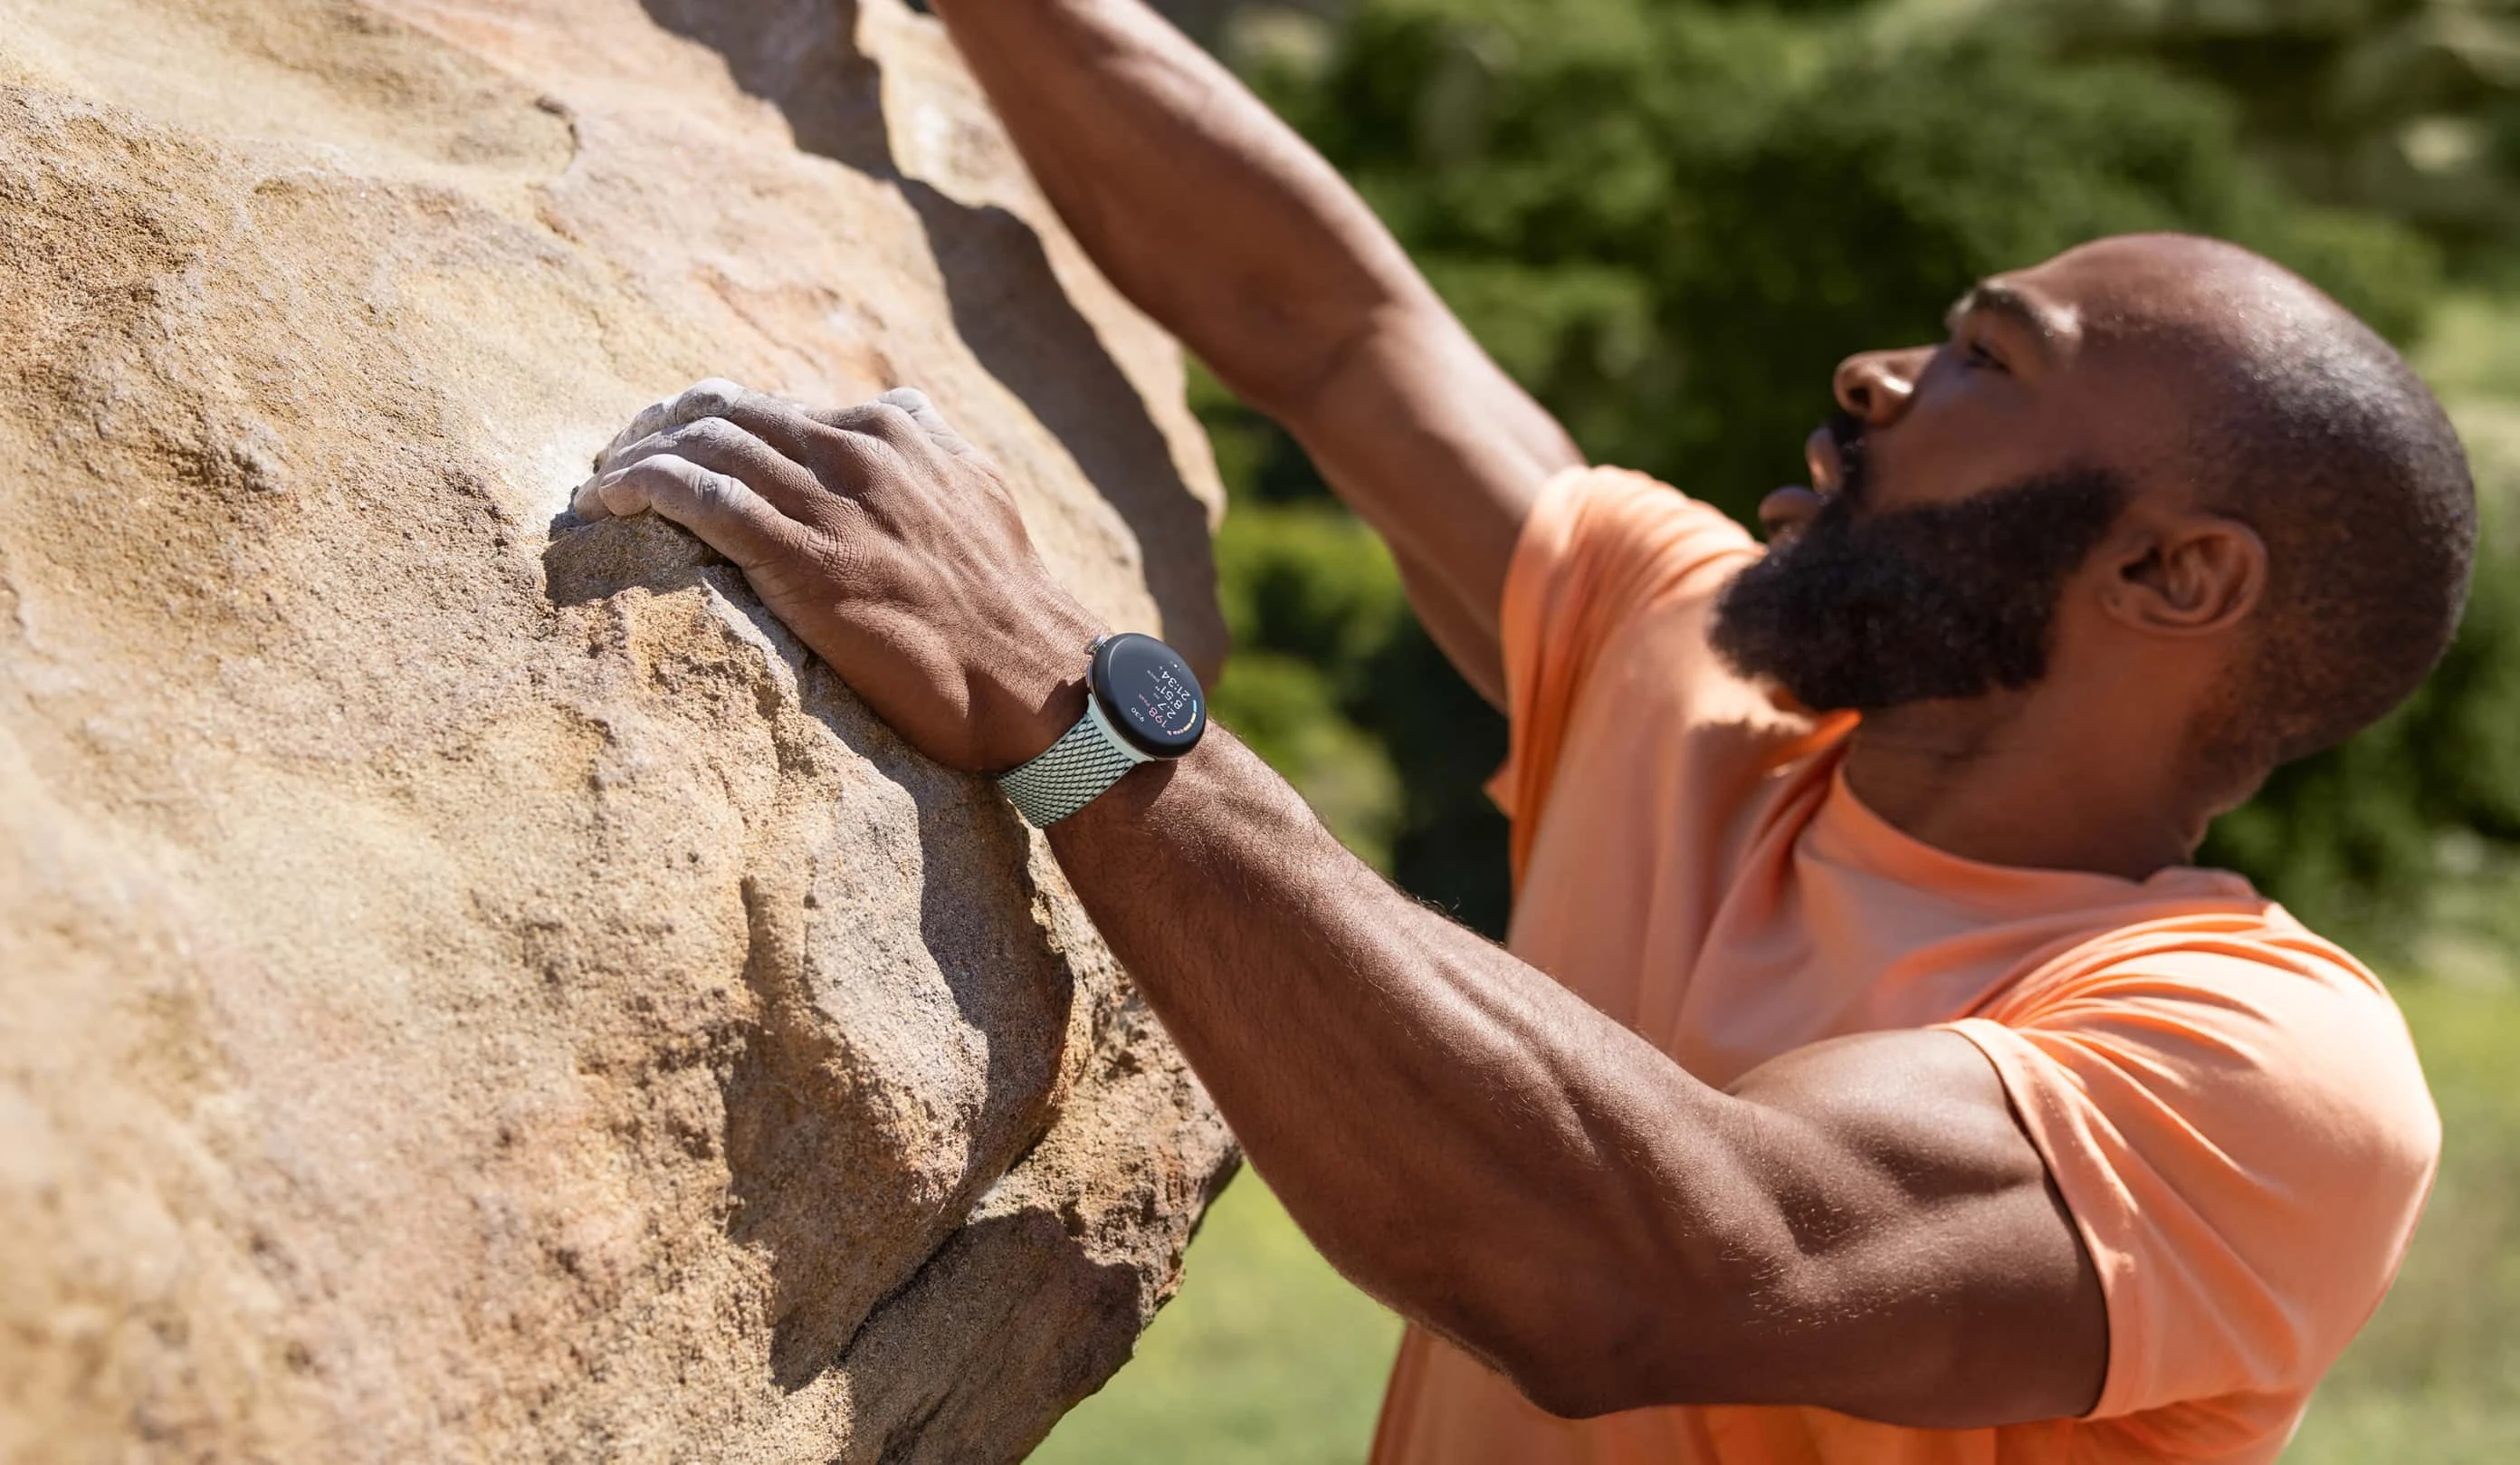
[0,1,1236,1460]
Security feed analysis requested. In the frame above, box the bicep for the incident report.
[1694,1029,2106,1427]
[1276,302,1582,704]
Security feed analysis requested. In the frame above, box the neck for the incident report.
[1840,696,2206,881]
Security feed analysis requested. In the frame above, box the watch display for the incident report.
[1089,632,1207,760]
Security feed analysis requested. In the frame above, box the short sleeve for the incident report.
[1944,934,2439,1446]
[1490,466,1761,850]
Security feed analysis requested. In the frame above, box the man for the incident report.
[567,1,2466,1460]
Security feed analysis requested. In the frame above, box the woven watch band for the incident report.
[997,701,1149,828]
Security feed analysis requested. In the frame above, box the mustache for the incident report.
[1825,409,1867,504]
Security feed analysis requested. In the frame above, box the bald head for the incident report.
[2051,235,2476,766]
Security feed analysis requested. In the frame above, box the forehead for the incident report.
[1996,236,2292,350]
[1967,242,2279,464]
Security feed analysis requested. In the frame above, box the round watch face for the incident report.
[1090,632,1208,760]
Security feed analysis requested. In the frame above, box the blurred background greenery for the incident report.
[1034,0,2520,1459]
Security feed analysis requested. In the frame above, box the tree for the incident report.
[1203,0,2514,947]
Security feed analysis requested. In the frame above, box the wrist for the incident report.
[992,674,1090,774]
[981,601,1103,772]
[992,626,1210,826]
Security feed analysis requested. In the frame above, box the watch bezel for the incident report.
[1087,632,1208,761]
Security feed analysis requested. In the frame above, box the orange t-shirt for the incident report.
[1368,467,2440,1465]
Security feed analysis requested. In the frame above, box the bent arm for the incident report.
[1049,735,2105,1424]
[930,0,1580,700]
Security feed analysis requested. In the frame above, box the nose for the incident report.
[1832,347,1928,426]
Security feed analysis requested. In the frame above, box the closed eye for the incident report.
[1957,337,2008,373]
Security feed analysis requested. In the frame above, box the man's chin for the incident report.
[1744,670,1864,719]
[1753,678,1848,720]
[1708,609,1932,716]
[1708,619,1848,713]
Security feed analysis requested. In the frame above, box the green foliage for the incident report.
[1208,495,1413,869]
[2028,0,2520,271]
[1198,365,1513,923]
[1264,0,2435,512]
[1215,496,1409,676]
[1202,0,2520,942]
[1028,1169,1405,1464]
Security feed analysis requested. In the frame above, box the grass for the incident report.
[1035,976,2519,1463]
[1029,1171,1403,1464]
[2287,977,2520,1462]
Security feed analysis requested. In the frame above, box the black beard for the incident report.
[1710,452,2129,713]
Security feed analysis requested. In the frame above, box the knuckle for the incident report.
[677,377,745,417]
[620,453,686,486]
[675,416,745,454]
[862,402,921,445]
[832,399,906,434]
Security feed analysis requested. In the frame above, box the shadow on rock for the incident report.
[635,0,894,174]
[901,178,1225,682]
[634,0,1225,678]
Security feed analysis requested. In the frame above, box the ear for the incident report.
[2097,512,2266,637]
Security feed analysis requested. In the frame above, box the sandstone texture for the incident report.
[0,1,1237,1460]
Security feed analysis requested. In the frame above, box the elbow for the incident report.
[1485,1223,1798,1421]
[1494,1308,1702,1421]
[1227,306,1382,428]
[1427,1096,1809,1422]
[1477,1272,1714,1422]
[1505,1361,1648,1422]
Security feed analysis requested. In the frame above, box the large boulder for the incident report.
[0,1,1236,1460]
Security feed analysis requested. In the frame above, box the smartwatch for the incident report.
[996,631,1208,828]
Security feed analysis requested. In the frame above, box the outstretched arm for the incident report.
[930,0,1580,704]
[570,386,2106,1424]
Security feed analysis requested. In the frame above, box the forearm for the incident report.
[929,0,1420,416]
[580,378,2106,1426]
[1045,730,1752,1408]
[931,0,1580,694]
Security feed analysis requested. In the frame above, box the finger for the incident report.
[808,396,994,480]
[578,453,804,570]
[597,378,744,469]
[809,397,931,455]
[596,378,826,472]
[872,386,985,463]
[586,416,826,523]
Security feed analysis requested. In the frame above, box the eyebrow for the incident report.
[1944,282,2061,358]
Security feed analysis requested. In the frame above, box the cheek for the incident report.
[2036,568,2123,659]
[1866,433,1976,512]
[1871,384,2074,509]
